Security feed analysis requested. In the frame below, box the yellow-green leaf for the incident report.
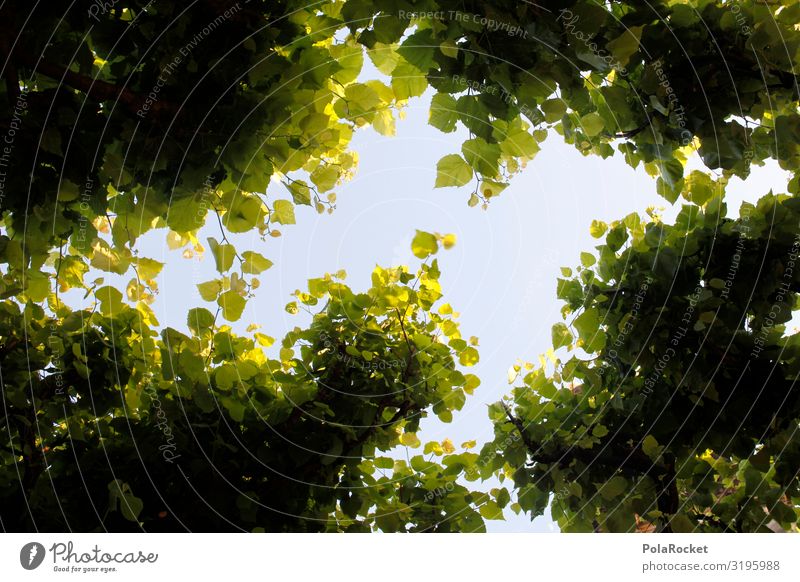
[607,25,644,67]
[197,279,222,301]
[590,220,608,238]
[224,194,263,233]
[411,230,438,259]
[580,112,605,137]
[551,322,572,350]
[241,251,273,274]
[459,346,480,366]
[218,290,246,321]
[272,200,296,225]
[435,154,472,188]
[96,286,124,315]
[400,432,421,448]
[207,237,236,273]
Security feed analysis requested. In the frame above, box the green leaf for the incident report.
[96,286,124,315]
[254,333,275,348]
[218,291,246,321]
[500,129,540,158]
[599,476,627,501]
[207,237,236,273]
[411,230,438,259]
[286,180,312,206]
[462,138,501,177]
[479,500,503,520]
[440,40,459,58]
[574,308,599,341]
[642,435,662,460]
[400,432,421,448]
[367,43,400,75]
[435,154,473,188]
[222,396,246,422]
[215,364,238,391]
[330,41,364,84]
[224,195,263,233]
[299,113,331,137]
[457,95,492,140]
[682,170,714,206]
[541,99,567,123]
[109,481,143,522]
[135,258,164,281]
[310,165,339,192]
[344,83,380,115]
[659,158,684,190]
[26,272,50,302]
[397,31,436,71]
[187,307,215,334]
[669,514,696,533]
[391,62,427,100]
[458,346,479,367]
[606,25,644,67]
[429,93,459,133]
[480,180,509,199]
[580,112,605,137]
[374,457,394,469]
[589,220,608,238]
[574,308,605,352]
[90,239,131,274]
[197,279,222,301]
[551,323,572,350]
[495,488,511,508]
[241,251,273,274]
[272,200,296,225]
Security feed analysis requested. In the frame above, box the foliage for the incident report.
[1,0,799,533]
[0,0,393,319]
[0,250,507,531]
[342,0,800,203]
[492,190,800,532]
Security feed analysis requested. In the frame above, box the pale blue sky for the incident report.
[126,87,789,531]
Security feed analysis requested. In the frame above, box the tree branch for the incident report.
[501,401,661,474]
[16,53,176,119]
[613,122,649,139]
[0,3,20,104]
[656,454,679,533]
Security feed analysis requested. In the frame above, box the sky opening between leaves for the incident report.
[54,58,792,532]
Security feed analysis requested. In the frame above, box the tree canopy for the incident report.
[0,0,799,532]
[491,192,800,532]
